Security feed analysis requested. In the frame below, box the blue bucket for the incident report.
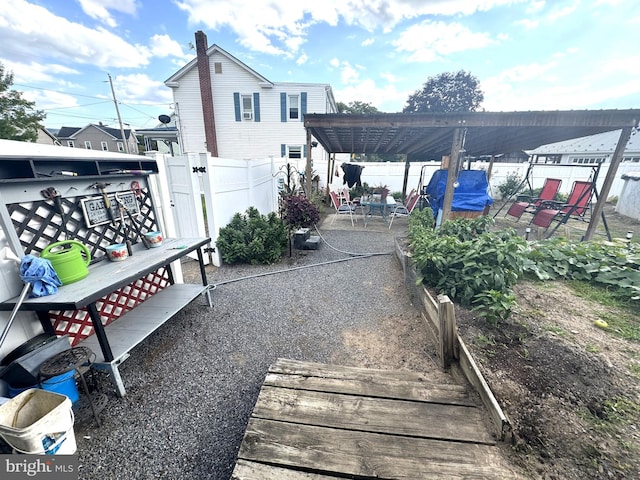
[8,371,79,404]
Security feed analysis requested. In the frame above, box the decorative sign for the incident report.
[81,191,140,228]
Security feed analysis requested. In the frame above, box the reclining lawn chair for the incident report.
[531,180,594,234]
[388,189,419,228]
[329,190,356,227]
[506,178,562,221]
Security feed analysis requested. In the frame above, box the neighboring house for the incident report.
[136,114,181,155]
[164,35,337,161]
[528,129,640,165]
[36,127,61,145]
[56,123,139,154]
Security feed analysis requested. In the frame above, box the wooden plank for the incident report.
[238,418,522,480]
[232,459,342,479]
[252,386,495,445]
[458,337,512,441]
[269,358,461,387]
[263,372,476,406]
[419,285,439,329]
[438,294,456,368]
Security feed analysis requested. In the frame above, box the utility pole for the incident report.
[108,74,130,154]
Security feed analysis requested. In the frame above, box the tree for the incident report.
[0,62,46,142]
[337,100,380,114]
[403,70,484,114]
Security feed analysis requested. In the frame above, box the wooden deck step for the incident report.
[232,359,522,479]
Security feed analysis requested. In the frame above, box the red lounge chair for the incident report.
[506,178,562,221]
[531,180,594,230]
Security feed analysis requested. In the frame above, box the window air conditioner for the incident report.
[243,112,252,120]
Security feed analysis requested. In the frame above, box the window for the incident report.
[101,141,108,151]
[67,140,75,148]
[214,62,222,74]
[289,94,299,120]
[288,146,302,159]
[242,95,253,121]
[570,156,604,165]
[117,142,125,152]
[84,141,92,149]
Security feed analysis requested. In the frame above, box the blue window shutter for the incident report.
[303,145,307,158]
[253,93,260,122]
[233,93,241,122]
[281,144,286,157]
[280,93,287,122]
[300,92,307,122]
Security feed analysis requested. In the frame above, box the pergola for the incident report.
[304,109,640,240]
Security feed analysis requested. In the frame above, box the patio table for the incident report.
[360,195,396,227]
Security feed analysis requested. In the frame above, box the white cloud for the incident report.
[148,34,191,61]
[296,53,308,65]
[174,0,523,57]
[2,60,81,84]
[0,0,149,68]
[393,20,497,62]
[334,78,408,112]
[77,0,139,27]
[111,73,173,104]
[329,58,340,68]
[361,38,375,47]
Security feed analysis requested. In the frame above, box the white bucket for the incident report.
[0,388,76,454]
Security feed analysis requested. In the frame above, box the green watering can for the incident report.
[41,240,91,285]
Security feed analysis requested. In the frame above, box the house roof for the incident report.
[165,43,273,86]
[56,124,134,141]
[304,109,640,159]
[528,128,640,155]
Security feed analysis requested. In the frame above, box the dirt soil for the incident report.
[456,281,640,479]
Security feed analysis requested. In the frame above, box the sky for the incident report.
[1,0,639,131]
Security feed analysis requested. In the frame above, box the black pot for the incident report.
[0,333,56,366]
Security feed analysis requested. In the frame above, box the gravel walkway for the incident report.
[70,218,443,479]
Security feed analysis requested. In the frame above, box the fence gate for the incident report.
[161,153,209,265]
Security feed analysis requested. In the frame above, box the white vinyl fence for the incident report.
[155,153,638,267]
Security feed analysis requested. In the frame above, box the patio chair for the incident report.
[530,180,594,230]
[329,190,356,226]
[388,189,419,228]
[506,178,562,221]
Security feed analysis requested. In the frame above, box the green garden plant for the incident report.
[410,216,527,313]
[216,207,288,264]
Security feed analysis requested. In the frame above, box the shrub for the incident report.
[282,194,320,229]
[497,171,523,199]
[216,207,287,264]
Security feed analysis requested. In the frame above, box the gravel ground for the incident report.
[67,217,442,479]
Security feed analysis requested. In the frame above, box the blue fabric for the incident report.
[425,169,494,216]
[19,255,62,298]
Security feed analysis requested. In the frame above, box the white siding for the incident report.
[170,50,334,162]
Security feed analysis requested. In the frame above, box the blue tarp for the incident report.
[425,169,493,216]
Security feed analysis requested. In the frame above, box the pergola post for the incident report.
[305,129,312,195]
[441,127,465,222]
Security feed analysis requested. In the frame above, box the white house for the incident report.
[164,32,337,163]
[528,129,640,165]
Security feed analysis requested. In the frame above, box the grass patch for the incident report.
[545,325,567,337]
[567,280,640,342]
[586,344,601,353]
[629,363,640,379]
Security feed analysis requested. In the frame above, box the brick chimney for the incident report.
[195,30,219,156]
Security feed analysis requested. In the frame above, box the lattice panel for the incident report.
[7,185,159,262]
[49,269,170,346]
